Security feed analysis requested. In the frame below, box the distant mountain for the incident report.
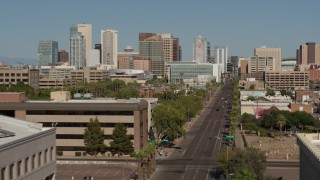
[0,55,37,65]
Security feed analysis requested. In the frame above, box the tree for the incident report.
[218,147,266,180]
[266,88,275,96]
[276,114,286,139]
[84,117,106,156]
[246,96,256,101]
[249,83,256,90]
[152,103,186,140]
[110,123,134,156]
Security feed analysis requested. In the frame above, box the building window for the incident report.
[25,157,29,173]
[38,152,42,166]
[9,164,14,180]
[18,160,22,176]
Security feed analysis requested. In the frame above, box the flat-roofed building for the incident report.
[265,71,309,90]
[0,69,39,89]
[249,56,275,73]
[70,67,108,83]
[0,96,148,156]
[297,133,320,180]
[0,115,56,180]
[110,74,138,84]
[39,77,76,90]
[254,47,282,71]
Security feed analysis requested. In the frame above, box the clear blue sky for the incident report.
[0,0,320,63]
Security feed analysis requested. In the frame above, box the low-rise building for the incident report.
[295,90,320,102]
[0,69,39,88]
[0,115,56,180]
[0,93,148,156]
[297,133,320,180]
[265,71,309,90]
[291,103,313,114]
[241,101,290,115]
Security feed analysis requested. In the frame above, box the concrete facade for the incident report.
[0,97,149,156]
[297,133,320,180]
[0,69,39,89]
[291,103,313,114]
[249,56,275,73]
[254,47,282,71]
[0,115,56,180]
[265,71,309,90]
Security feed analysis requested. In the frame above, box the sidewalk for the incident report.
[235,130,245,150]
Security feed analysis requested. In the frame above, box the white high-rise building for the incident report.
[193,36,210,63]
[77,24,92,67]
[101,29,118,69]
[214,46,228,73]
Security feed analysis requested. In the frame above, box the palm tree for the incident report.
[276,114,286,140]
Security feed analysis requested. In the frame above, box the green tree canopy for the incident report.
[84,117,106,156]
[218,147,266,180]
[152,103,186,140]
[110,123,134,156]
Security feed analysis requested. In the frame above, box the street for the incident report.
[152,83,233,180]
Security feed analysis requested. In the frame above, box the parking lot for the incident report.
[56,163,138,180]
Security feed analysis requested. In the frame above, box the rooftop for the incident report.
[0,115,52,147]
[26,98,142,104]
[297,133,320,160]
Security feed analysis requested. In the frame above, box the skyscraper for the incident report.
[37,40,58,66]
[69,25,86,68]
[161,33,180,62]
[193,36,210,63]
[77,24,92,67]
[296,42,320,65]
[214,46,228,73]
[139,33,163,76]
[101,29,118,69]
[254,46,282,71]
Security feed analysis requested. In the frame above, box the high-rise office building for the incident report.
[139,33,163,76]
[38,40,58,66]
[254,46,282,71]
[193,36,210,63]
[77,24,92,67]
[58,50,69,63]
[94,44,102,64]
[296,42,320,65]
[161,33,180,62]
[214,46,228,73]
[101,29,118,69]
[69,26,86,68]
[139,32,180,76]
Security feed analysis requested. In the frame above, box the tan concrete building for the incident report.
[39,77,76,90]
[0,69,39,88]
[297,42,320,65]
[133,59,150,71]
[70,67,108,83]
[265,71,309,90]
[240,59,248,74]
[0,94,148,156]
[117,46,140,69]
[0,115,56,180]
[77,24,92,67]
[110,74,138,84]
[297,133,320,180]
[249,56,275,73]
[254,47,282,71]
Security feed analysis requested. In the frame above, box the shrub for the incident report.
[75,152,81,156]
[82,152,87,156]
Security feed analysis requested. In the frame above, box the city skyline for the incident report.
[0,0,320,64]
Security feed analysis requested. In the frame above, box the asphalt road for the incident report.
[152,83,233,180]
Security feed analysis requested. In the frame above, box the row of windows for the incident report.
[56,134,133,140]
[0,147,54,180]
[0,73,28,77]
[0,79,28,82]
[42,122,134,128]
[27,110,134,115]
